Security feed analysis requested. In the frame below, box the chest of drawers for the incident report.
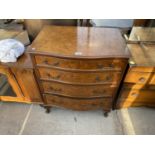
[29,26,129,115]
[116,44,155,108]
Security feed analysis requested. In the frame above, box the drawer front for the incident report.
[123,83,155,90]
[125,71,155,85]
[129,67,155,73]
[118,89,155,103]
[117,100,155,109]
[35,55,127,71]
[38,67,122,84]
[42,81,116,97]
[44,94,112,111]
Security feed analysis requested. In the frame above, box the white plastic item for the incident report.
[0,39,25,63]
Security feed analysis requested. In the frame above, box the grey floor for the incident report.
[0,101,154,135]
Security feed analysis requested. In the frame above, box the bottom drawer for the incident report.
[118,89,155,103]
[43,94,112,111]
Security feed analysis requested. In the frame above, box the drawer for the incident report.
[118,89,155,103]
[129,67,155,73]
[42,81,117,97]
[43,94,112,111]
[125,71,155,85]
[123,83,155,90]
[38,67,122,84]
[35,55,127,71]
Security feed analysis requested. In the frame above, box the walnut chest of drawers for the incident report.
[29,25,129,114]
[116,44,155,108]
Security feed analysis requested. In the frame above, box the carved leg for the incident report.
[39,104,44,108]
[39,104,51,113]
[103,111,109,117]
[45,107,51,113]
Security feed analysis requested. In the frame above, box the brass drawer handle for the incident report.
[53,74,61,80]
[49,99,55,102]
[53,62,60,66]
[46,73,51,78]
[93,90,106,94]
[49,86,62,92]
[46,73,61,80]
[131,92,138,97]
[95,76,101,82]
[106,76,112,81]
[138,77,146,83]
[97,64,104,69]
[44,59,49,64]
[109,64,114,68]
[95,76,112,82]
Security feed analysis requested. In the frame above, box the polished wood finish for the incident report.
[119,89,155,102]
[44,94,112,111]
[38,67,122,85]
[117,43,155,108]
[124,70,155,85]
[42,81,116,97]
[128,44,155,66]
[35,55,127,71]
[129,27,155,42]
[29,25,129,58]
[29,26,129,113]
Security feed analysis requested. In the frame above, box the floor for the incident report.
[0,102,154,135]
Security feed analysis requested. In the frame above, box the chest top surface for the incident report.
[30,25,129,58]
[128,44,155,67]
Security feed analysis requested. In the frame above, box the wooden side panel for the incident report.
[11,68,42,103]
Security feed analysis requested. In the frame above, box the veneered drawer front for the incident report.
[119,89,155,103]
[38,67,122,84]
[42,81,116,97]
[124,71,155,85]
[35,55,127,71]
[44,94,112,111]
[129,67,155,73]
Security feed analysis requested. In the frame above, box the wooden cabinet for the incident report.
[116,44,155,108]
[0,29,42,104]
[29,26,129,115]
[0,53,42,104]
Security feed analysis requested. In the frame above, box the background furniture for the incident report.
[29,25,129,116]
[116,44,155,108]
[0,52,42,104]
[0,29,42,104]
[116,27,155,108]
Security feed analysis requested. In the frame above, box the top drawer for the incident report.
[125,71,155,85]
[34,55,127,71]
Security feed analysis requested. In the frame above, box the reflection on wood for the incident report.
[129,27,155,42]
